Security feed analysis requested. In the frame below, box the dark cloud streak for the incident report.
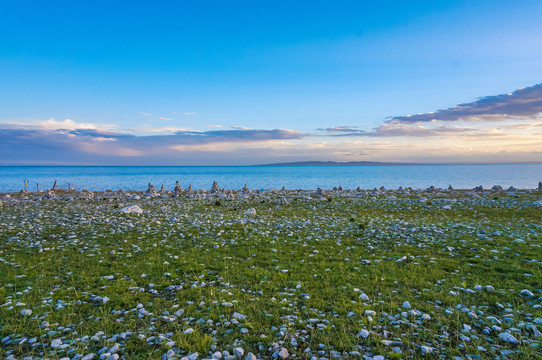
[390,83,542,124]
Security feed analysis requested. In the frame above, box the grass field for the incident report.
[1,188,541,359]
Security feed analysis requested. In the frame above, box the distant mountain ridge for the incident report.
[257,161,415,166]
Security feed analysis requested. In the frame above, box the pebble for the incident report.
[244,353,257,360]
[50,339,63,348]
[233,347,244,358]
[278,348,289,359]
[498,332,519,344]
[421,346,434,355]
[244,208,257,216]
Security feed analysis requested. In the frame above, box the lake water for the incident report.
[0,165,541,193]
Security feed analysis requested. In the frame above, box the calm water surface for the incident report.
[0,165,541,192]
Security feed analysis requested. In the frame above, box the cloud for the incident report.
[159,117,173,121]
[315,126,366,136]
[0,120,305,165]
[39,118,119,131]
[3,118,120,133]
[389,83,542,124]
[137,112,152,116]
[372,124,477,137]
[64,128,133,139]
[315,123,476,138]
[172,129,303,143]
[134,126,188,133]
[184,112,196,115]
[505,122,542,130]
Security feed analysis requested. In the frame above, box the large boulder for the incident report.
[120,205,143,214]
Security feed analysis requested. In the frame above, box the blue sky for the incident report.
[1,1,542,165]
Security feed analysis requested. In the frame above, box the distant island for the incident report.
[257,161,416,166]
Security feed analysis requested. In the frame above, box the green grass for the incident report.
[0,190,541,359]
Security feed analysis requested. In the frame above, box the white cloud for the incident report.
[38,118,118,131]
[133,126,188,133]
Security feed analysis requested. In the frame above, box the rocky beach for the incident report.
[1,182,541,359]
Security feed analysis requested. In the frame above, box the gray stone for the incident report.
[233,347,244,358]
[120,205,143,214]
[244,353,257,360]
[244,208,257,216]
[498,332,518,344]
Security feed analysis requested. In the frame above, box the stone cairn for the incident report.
[211,180,219,194]
[44,189,57,199]
[173,181,183,197]
[538,181,542,191]
[79,190,95,200]
[187,184,193,194]
[145,183,159,197]
[279,196,289,205]
[316,187,326,195]
[160,184,165,194]
[242,184,250,193]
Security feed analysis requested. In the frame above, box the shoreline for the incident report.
[1,181,542,198]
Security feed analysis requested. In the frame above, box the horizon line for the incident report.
[2,162,542,167]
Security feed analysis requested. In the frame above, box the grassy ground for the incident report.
[0,189,541,359]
